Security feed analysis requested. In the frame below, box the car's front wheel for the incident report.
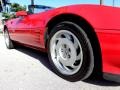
[48,21,94,81]
[4,29,14,49]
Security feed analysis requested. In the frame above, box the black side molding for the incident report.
[103,73,120,83]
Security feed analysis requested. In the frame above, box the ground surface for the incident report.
[0,34,119,90]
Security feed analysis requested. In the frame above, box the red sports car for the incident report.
[3,4,120,83]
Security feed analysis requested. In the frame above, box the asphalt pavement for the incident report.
[0,34,119,90]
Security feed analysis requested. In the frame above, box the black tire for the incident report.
[47,21,94,82]
[4,29,14,49]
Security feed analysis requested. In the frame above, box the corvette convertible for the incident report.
[3,4,120,82]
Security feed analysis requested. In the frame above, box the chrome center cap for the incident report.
[60,44,71,60]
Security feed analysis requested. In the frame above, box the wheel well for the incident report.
[46,14,102,76]
[3,25,7,32]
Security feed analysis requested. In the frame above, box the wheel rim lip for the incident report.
[50,30,83,75]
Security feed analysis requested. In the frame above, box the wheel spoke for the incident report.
[58,56,74,67]
[76,51,83,60]
[54,38,64,56]
[73,40,79,49]
[63,33,71,40]
[71,64,78,69]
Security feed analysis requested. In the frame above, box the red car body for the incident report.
[5,4,120,82]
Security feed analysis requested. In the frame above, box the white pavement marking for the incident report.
[0,34,119,90]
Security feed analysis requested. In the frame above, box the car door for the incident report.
[23,5,54,48]
[14,5,51,48]
[24,14,42,47]
[14,13,42,48]
[13,16,32,45]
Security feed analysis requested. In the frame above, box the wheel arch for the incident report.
[45,14,102,76]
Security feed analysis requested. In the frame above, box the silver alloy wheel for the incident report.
[4,30,10,47]
[50,30,83,75]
